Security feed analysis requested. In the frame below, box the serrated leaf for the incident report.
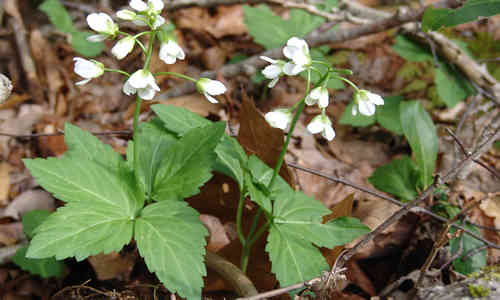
[153,122,226,201]
[135,119,178,195]
[422,0,500,31]
[340,102,376,127]
[368,156,420,201]
[12,246,64,278]
[70,31,105,57]
[450,222,487,275]
[135,201,208,300]
[24,157,140,260]
[392,35,433,62]
[39,0,74,33]
[435,64,475,108]
[243,5,324,49]
[245,172,272,213]
[247,155,292,198]
[375,96,404,135]
[214,135,247,188]
[22,210,51,239]
[400,101,438,189]
[63,123,123,173]
[267,225,329,287]
[273,190,370,248]
[152,104,210,136]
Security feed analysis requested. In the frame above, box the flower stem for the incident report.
[132,95,142,189]
[333,75,359,91]
[144,31,157,71]
[236,191,246,246]
[268,69,311,190]
[104,68,130,77]
[154,71,197,82]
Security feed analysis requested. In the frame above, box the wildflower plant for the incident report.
[22,2,371,299]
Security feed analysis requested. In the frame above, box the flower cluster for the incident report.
[73,0,226,103]
[261,37,384,141]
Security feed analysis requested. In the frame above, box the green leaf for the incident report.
[400,101,438,189]
[24,157,140,260]
[301,48,344,89]
[152,104,210,136]
[214,135,248,188]
[135,119,178,195]
[22,210,51,239]
[422,0,500,31]
[153,122,226,201]
[245,172,272,213]
[135,201,208,300]
[368,156,420,202]
[12,246,64,278]
[273,190,369,248]
[39,0,74,33]
[63,123,123,173]
[247,155,292,198]
[375,96,404,135]
[450,223,487,275]
[435,64,475,108]
[392,35,433,62]
[267,225,329,287]
[243,5,324,49]
[340,102,376,127]
[70,31,105,57]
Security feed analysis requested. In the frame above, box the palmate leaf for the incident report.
[63,123,124,173]
[153,122,226,201]
[268,189,369,287]
[23,157,141,261]
[135,201,208,300]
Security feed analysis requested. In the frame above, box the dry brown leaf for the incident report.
[87,251,136,281]
[0,105,44,157]
[1,190,55,220]
[0,222,24,246]
[0,162,12,206]
[237,92,295,187]
[200,214,231,252]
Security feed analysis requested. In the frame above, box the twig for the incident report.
[267,0,344,22]
[460,244,489,262]
[205,251,259,297]
[0,130,132,138]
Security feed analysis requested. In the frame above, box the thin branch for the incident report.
[0,130,132,138]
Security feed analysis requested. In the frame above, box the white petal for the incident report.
[283,62,303,76]
[87,34,107,42]
[262,65,281,79]
[205,80,226,95]
[122,80,137,95]
[283,45,298,60]
[149,0,164,11]
[146,73,160,91]
[87,13,111,32]
[73,57,102,78]
[351,104,358,116]
[260,56,277,64]
[307,118,324,134]
[358,100,375,116]
[130,0,148,11]
[204,93,219,103]
[304,93,317,106]
[128,70,149,89]
[318,88,329,108]
[322,125,335,141]
[133,19,148,26]
[367,91,384,105]
[111,37,135,60]
[287,37,307,49]
[265,111,289,130]
[268,77,279,88]
[138,86,155,100]
[76,78,91,86]
[116,9,136,20]
[309,87,322,99]
[152,16,165,29]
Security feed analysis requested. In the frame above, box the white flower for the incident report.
[307,114,335,141]
[129,0,149,11]
[159,40,185,64]
[73,57,104,85]
[196,78,226,103]
[283,37,311,75]
[86,13,118,42]
[116,9,136,21]
[129,0,163,14]
[122,69,160,100]
[111,36,135,60]
[265,109,292,130]
[260,56,287,88]
[305,86,329,108]
[352,90,384,116]
[152,15,165,29]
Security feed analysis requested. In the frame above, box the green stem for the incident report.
[132,95,142,190]
[247,218,271,247]
[154,71,197,82]
[236,191,246,246]
[144,31,157,71]
[240,246,250,273]
[268,69,311,190]
[332,75,359,91]
[104,68,130,77]
[247,209,263,238]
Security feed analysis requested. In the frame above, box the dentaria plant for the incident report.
[22,1,375,299]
